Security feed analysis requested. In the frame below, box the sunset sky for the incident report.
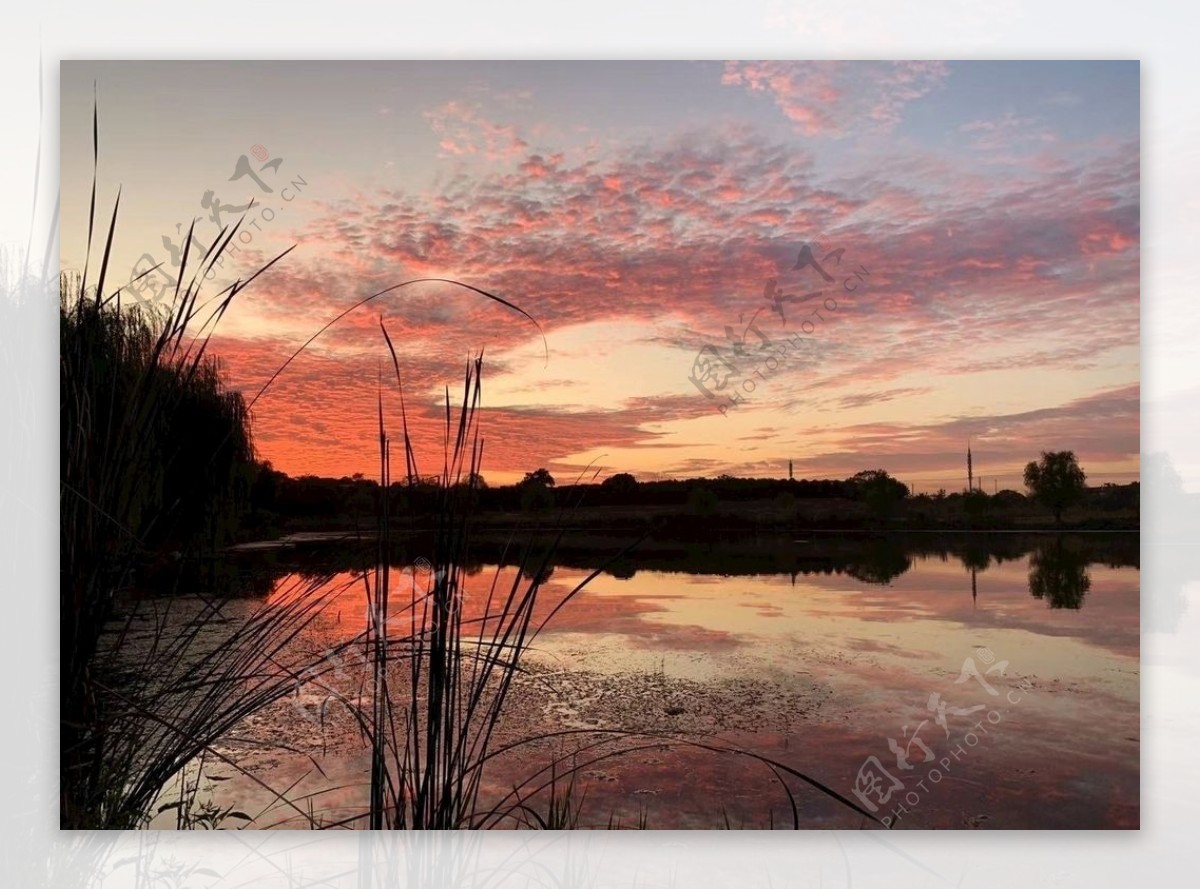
[60,61,1140,490]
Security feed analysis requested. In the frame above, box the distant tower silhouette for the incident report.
[789,460,794,481]
[967,439,974,493]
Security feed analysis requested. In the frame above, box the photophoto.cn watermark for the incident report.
[124,145,308,308]
[688,241,870,415]
[850,646,1035,827]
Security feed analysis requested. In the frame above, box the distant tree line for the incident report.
[245,464,887,523]
[242,452,1137,533]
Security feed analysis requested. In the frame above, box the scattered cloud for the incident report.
[721,61,949,137]
[423,100,528,159]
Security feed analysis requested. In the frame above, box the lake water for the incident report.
[175,532,1139,830]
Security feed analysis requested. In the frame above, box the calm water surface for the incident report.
[182,533,1139,830]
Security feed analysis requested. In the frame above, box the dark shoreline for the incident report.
[194,527,1141,600]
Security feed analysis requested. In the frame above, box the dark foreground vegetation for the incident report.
[59,236,339,828]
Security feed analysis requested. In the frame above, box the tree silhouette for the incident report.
[1028,537,1092,609]
[520,562,556,585]
[601,472,638,494]
[851,469,909,520]
[521,468,555,488]
[960,544,992,573]
[843,540,912,584]
[518,468,555,511]
[1023,451,1087,525]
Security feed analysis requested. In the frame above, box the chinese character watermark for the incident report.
[123,146,308,308]
[849,647,1034,827]
[689,242,870,415]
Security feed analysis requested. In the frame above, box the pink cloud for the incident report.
[423,100,528,160]
[721,61,948,137]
